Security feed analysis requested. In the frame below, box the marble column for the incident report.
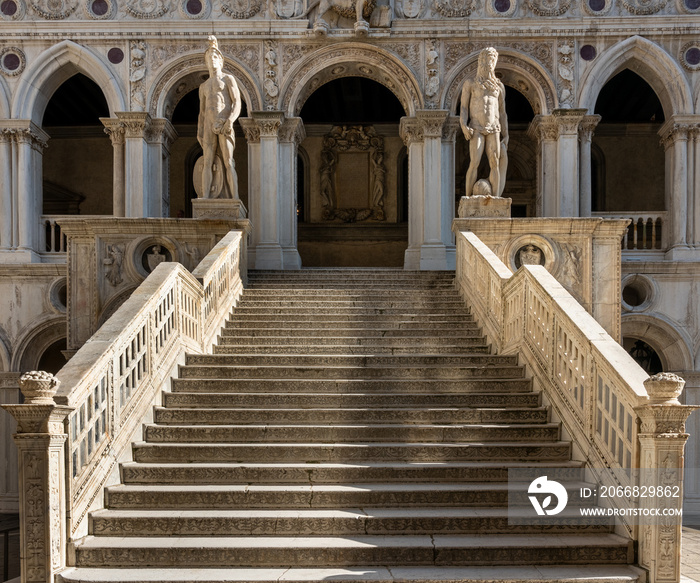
[0,127,12,250]
[116,112,152,218]
[100,118,126,217]
[240,118,261,268]
[441,116,459,269]
[578,115,601,218]
[528,115,558,217]
[552,109,586,217]
[250,111,284,270]
[659,119,691,257]
[417,110,449,269]
[278,117,304,269]
[399,116,424,270]
[148,118,178,218]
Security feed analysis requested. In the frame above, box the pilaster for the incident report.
[0,126,13,251]
[239,118,261,268]
[116,112,152,218]
[399,116,424,270]
[278,117,305,269]
[552,108,586,217]
[578,115,601,218]
[2,372,73,583]
[100,118,126,218]
[147,118,178,218]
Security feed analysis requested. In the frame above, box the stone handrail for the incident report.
[456,229,694,583]
[0,229,246,583]
[592,211,667,251]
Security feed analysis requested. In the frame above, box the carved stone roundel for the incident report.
[30,0,77,18]
[526,0,571,16]
[620,0,668,14]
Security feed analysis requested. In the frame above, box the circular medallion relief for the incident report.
[85,0,114,17]
[680,43,700,70]
[486,0,517,15]
[580,44,597,61]
[0,0,24,20]
[680,0,700,12]
[0,47,25,76]
[178,0,210,18]
[582,0,611,15]
[108,47,124,64]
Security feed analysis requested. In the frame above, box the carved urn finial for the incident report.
[643,372,685,405]
[19,370,60,405]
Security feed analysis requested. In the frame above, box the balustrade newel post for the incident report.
[635,372,698,583]
[2,371,73,583]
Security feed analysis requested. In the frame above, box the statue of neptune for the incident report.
[459,47,509,198]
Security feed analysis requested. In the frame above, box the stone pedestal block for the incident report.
[192,199,248,220]
[458,195,512,218]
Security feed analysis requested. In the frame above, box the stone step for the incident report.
[73,534,633,568]
[153,406,549,425]
[104,482,587,510]
[131,441,571,463]
[219,327,483,336]
[216,334,487,346]
[245,283,458,290]
[169,378,533,394]
[230,307,471,316]
[212,344,492,355]
[143,423,561,444]
[185,354,517,368]
[57,565,645,583]
[120,460,586,485]
[242,289,464,298]
[236,299,468,308]
[163,391,541,409]
[225,314,474,323]
[89,508,612,537]
[177,365,526,381]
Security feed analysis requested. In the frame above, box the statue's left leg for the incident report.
[219,134,239,200]
[356,0,367,22]
[486,132,501,197]
[498,139,508,197]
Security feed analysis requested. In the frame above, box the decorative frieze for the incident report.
[526,0,570,15]
[556,42,575,107]
[130,41,147,111]
[264,41,280,110]
[29,0,76,18]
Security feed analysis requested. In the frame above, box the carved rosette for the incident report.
[620,0,667,14]
[434,0,475,16]
[126,0,169,17]
[526,0,570,15]
[29,0,77,18]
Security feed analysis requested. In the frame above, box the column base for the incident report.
[192,198,248,220]
[254,243,285,270]
[282,247,302,270]
[664,245,700,261]
[458,195,512,218]
[0,249,42,264]
[403,246,421,270]
[420,242,449,271]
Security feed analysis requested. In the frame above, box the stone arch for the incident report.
[0,76,10,119]
[442,50,556,116]
[579,36,692,117]
[12,40,127,125]
[280,43,422,118]
[11,317,66,373]
[149,54,262,120]
[621,313,693,373]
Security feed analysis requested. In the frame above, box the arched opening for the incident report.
[42,73,112,217]
[296,76,407,267]
[455,84,536,216]
[623,337,664,374]
[37,337,68,375]
[167,85,249,218]
[591,69,665,214]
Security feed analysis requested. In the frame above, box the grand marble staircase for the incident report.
[59,269,641,583]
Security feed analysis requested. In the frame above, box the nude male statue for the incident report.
[198,35,242,200]
[460,47,509,198]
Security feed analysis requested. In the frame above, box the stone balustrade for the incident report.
[456,228,696,583]
[2,229,246,583]
[593,211,667,251]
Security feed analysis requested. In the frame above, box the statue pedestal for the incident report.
[192,198,248,220]
[458,195,511,218]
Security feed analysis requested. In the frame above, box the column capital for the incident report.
[658,116,698,148]
[416,109,449,138]
[239,118,261,144]
[278,117,305,145]
[0,119,49,150]
[399,116,424,146]
[527,114,558,142]
[441,116,461,141]
[147,118,178,149]
[551,108,587,136]
[100,117,126,146]
[115,111,152,139]
[251,111,284,138]
[578,114,601,141]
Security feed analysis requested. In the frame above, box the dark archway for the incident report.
[297,76,407,267]
[592,70,665,213]
[42,73,112,217]
[169,87,249,218]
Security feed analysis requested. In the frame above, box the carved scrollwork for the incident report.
[126,0,169,17]
[434,0,475,17]
[620,0,667,13]
[319,126,386,222]
[221,0,262,18]
[29,0,77,17]
[526,0,570,15]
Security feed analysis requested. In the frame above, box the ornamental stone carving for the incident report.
[29,0,76,18]
[526,0,570,16]
[312,0,376,35]
[557,42,575,107]
[126,0,169,17]
[395,0,424,17]
[433,0,475,16]
[264,41,280,109]
[130,41,147,111]
[103,243,125,286]
[0,47,26,76]
[620,0,667,14]
[425,39,440,106]
[319,126,386,222]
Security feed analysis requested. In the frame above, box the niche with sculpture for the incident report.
[318,125,388,223]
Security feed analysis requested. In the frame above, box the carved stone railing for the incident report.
[593,211,667,251]
[2,229,245,583]
[41,215,70,254]
[456,228,695,583]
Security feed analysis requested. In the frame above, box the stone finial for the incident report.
[18,370,60,405]
[643,372,685,405]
